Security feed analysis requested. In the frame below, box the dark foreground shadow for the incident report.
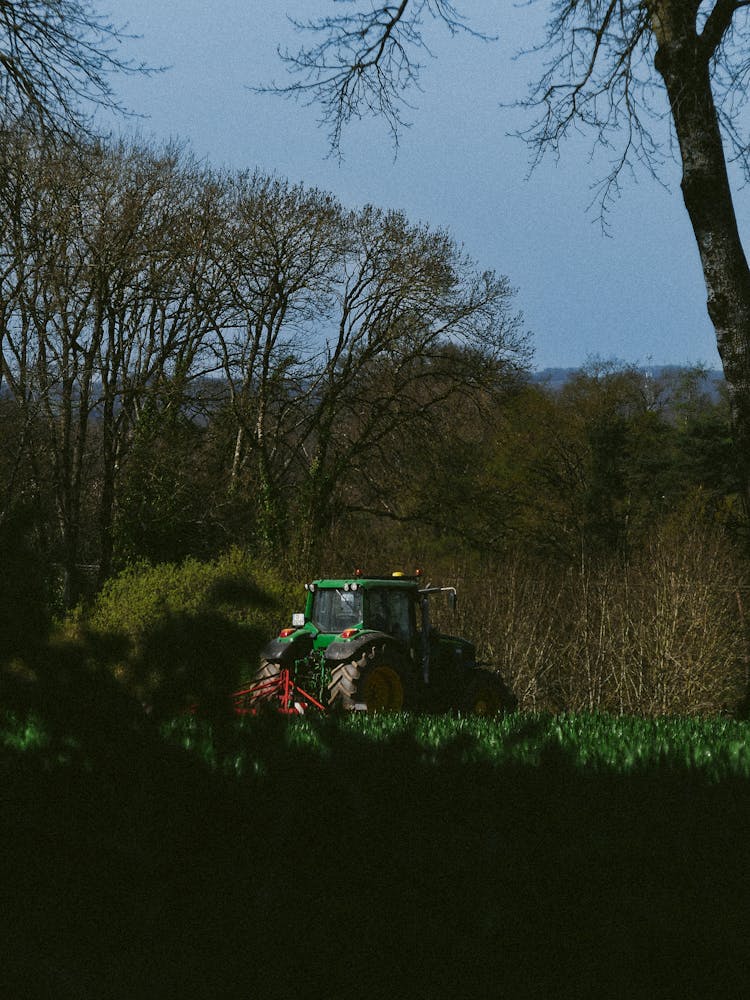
[1,713,749,1000]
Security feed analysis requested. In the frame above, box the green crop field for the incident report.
[3,709,750,998]
[162,710,750,779]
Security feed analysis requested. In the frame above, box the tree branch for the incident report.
[0,0,156,136]
[700,0,750,57]
[261,0,495,152]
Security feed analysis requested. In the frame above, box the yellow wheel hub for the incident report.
[363,665,404,711]
[473,688,500,716]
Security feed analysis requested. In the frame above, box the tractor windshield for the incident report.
[311,587,363,633]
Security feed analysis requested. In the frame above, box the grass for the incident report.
[2,708,750,999]
[161,710,750,780]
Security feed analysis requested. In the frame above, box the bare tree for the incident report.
[83,141,221,581]
[205,172,343,550]
[291,204,528,557]
[0,132,221,600]
[0,0,147,133]
[271,1,750,515]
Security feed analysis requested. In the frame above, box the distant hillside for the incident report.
[531,365,725,401]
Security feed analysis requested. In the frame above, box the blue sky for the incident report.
[104,0,736,371]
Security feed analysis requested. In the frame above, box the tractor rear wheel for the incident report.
[328,647,409,712]
[462,670,517,716]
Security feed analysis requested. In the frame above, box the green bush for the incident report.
[81,549,297,711]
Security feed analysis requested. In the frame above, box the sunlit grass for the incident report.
[0,711,49,751]
[155,711,750,782]
[5,708,749,780]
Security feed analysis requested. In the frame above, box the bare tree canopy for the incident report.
[270,2,750,172]
[266,0,494,149]
[0,0,148,132]
[272,1,750,517]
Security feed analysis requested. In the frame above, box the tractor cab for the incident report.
[304,574,420,650]
[304,574,464,687]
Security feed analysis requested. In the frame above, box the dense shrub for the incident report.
[451,515,748,715]
[79,549,297,711]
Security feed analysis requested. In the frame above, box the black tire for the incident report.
[249,658,282,704]
[462,670,517,716]
[328,646,409,712]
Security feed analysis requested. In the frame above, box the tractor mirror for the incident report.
[447,591,457,612]
[292,613,305,628]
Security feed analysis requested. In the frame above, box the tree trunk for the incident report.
[652,8,750,514]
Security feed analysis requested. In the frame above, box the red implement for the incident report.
[232,667,326,715]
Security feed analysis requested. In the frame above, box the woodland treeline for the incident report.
[0,128,526,602]
[1,127,748,714]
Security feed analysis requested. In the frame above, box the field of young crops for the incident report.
[8,707,750,778]
[3,708,750,998]
[157,710,750,780]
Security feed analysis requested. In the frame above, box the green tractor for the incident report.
[244,571,516,715]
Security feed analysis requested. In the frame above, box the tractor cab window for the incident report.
[312,588,363,633]
[366,588,412,640]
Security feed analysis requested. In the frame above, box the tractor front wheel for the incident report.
[328,647,409,712]
[250,658,282,704]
